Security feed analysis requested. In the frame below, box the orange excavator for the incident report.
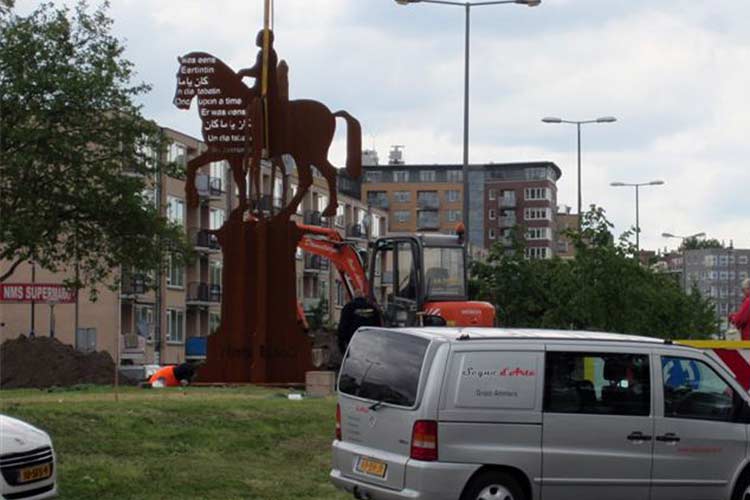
[296,223,496,329]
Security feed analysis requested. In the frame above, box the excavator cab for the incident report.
[369,233,473,327]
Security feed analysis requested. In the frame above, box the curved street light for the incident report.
[609,180,665,255]
[662,232,706,291]
[395,0,542,247]
[542,116,617,229]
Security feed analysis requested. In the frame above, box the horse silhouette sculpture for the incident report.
[173,51,362,218]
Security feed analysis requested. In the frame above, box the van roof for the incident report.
[363,327,675,346]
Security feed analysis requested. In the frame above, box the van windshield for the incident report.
[339,329,429,407]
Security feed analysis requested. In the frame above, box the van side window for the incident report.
[661,356,738,422]
[544,352,650,416]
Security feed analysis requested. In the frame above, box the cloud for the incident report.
[14,0,750,250]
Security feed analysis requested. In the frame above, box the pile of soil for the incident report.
[1,335,118,389]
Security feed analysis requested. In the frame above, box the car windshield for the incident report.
[423,247,465,298]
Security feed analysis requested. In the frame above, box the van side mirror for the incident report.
[737,399,750,424]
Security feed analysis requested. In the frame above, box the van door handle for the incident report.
[626,432,652,442]
[656,433,681,443]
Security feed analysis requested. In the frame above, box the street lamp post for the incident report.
[396,0,541,247]
[610,180,664,255]
[542,116,617,230]
[662,231,706,291]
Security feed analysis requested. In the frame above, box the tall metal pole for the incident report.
[30,261,36,336]
[577,122,582,230]
[635,184,640,255]
[462,4,471,246]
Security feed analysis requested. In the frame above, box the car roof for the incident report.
[363,327,674,346]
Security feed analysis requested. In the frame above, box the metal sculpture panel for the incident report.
[174,29,362,383]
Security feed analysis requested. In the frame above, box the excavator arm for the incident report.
[294,223,370,331]
[297,223,369,298]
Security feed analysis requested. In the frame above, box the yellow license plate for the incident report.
[356,457,387,478]
[19,463,51,483]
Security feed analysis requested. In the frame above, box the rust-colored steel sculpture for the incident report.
[173,29,362,383]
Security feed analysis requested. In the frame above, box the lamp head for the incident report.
[542,117,562,123]
[517,0,542,6]
[649,180,665,186]
[394,0,419,4]
[596,116,617,123]
[662,233,675,238]
[692,232,706,239]
[610,182,626,187]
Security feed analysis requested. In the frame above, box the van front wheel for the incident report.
[460,471,526,500]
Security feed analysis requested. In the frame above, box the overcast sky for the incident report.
[16,0,750,251]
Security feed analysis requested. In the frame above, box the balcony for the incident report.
[121,273,148,297]
[304,254,330,272]
[186,282,222,306]
[499,214,517,227]
[191,228,221,252]
[347,223,365,239]
[367,193,389,209]
[304,210,323,226]
[258,195,284,212]
[120,333,146,362]
[417,197,440,210]
[417,211,440,231]
[195,174,224,200]
[499,194,516,208]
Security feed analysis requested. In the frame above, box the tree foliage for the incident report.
[471,207,717,339]
[0,1,190,296]
[681,236,724,251]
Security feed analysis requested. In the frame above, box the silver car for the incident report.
[0,415,58,499]
[331,327,750,500]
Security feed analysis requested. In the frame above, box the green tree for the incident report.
[0,2,190,295]
[471,206,717,338]
[681,236,724,251]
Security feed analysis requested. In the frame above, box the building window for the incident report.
[336,281,345,307]
[419,170,436,182]
[740,256,749,265]
[209,208,225,230]
[166,254,184,288]
[209,312,221,335]
[365,171,382,183]
[417,210,439,230]
[166,196,185,226]
[525,187,550,201]
[335,204,345,227]
[704,255,717,267]
[488,189,496,200]
[527,227,551,240]
[210,260,222,289]
[168,142,187,167]
[446,190,460,202]
[524,207,551,221]
[526,247,550,260]
[166,309,185,343]
[417,191,439,209]
[489,228,496,240]
[393,191,411,203]
[447,210,462,222]
[446,170,462,182]
[393,171,409,182]
[719,255,729,266]
[209,161,225,190]
[488,209,496,221]
[135,305,154,339]
[525,167,549,181]
[367,191,388,208]
[394,211,411,224]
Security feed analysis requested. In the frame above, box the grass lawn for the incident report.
[0,385,350,500]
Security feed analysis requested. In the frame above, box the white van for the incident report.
[330,327,750,500]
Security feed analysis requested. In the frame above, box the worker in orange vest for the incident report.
[147,362,198,388]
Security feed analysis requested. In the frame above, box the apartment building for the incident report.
[682,248,750,332]
[362,161,562,255]
[0,127,387,366]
